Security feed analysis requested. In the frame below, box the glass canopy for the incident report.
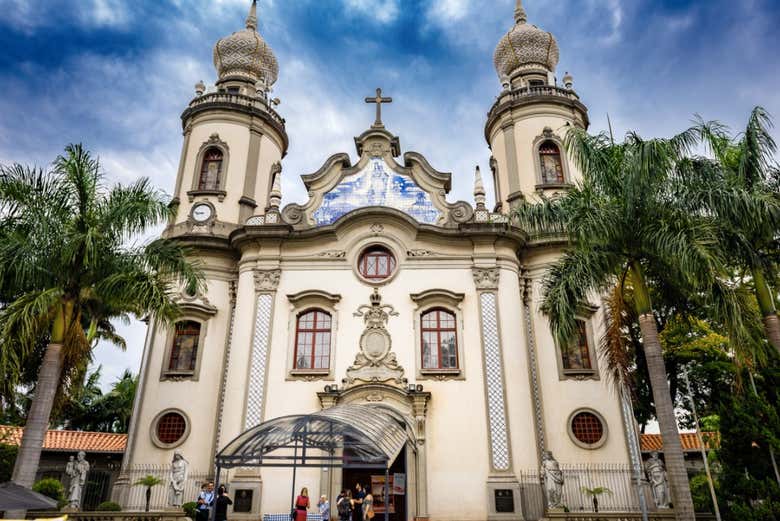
[216,404,414,469]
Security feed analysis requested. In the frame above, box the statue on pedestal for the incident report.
[65,451,90,510]
[542,450,564,509]
[645,452,671,509]
[169,452,189,507]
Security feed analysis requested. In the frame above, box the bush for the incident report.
[96,501,122,512]
[32,478,65,502]
[182,501,198,519]
[0,443,18,482]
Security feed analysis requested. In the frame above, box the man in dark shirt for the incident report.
[352,483,366,521]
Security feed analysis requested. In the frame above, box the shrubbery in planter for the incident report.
[182,501,198,519]
[32,478,65,502]
[96,501,122,512]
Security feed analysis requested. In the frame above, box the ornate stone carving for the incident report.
[254,269,281,292]
[494,2,560,80]
[407,249,434,257]
[344,289,406,387]
[365,393,385,402]
[318,250,347,258]
[370,223,384,234]
[449,201,475,223]
[473,267,500,290]
[213,1,279,85]
[542,451,564,510]
[645,452,671,509]
[168,452,188,507]
[246,215,265,226]
[65,451,90,510]
[281,203,305,225]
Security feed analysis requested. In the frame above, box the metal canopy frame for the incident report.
[214,404,415,521]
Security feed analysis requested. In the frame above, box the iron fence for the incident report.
[518,463,642,519]
[122,465,210,512]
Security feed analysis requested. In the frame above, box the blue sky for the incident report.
[1,0,779,389]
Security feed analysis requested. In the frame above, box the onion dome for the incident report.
[494,0,559,81]
[213,0,279,87]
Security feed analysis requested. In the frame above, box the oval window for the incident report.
[570,411,605,446]
[156,412,187,445]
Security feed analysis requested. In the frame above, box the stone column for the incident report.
[411,392,430,519]
[473,268,523,521]
[519,271,546,462]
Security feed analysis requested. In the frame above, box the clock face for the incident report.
[191,204,213,223]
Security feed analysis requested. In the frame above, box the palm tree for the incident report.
[0,144,201,491]
[581,486,612,513]
[692,107,780,355]
[133,474,164,512]
[513,127,749,521]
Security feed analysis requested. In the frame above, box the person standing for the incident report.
[352,484,366,521]
[294,487,310,521]
[215,485,233,521]
[336,490,352,521]
[317,495,330,521]
[196,482,215,521]
[362,492,373,521]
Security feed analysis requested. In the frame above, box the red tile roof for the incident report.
[0,425,127,453]
[640,432,719,452]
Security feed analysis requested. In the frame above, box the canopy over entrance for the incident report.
[217,404,414,469]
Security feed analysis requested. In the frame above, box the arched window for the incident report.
[539,141,565,185]
[168,321,201,372]
[198,148,224,191]
[294,310,332,370]
[561,320,592,370]
[421,308,458,370]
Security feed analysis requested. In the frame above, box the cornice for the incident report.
[484,93,589,144]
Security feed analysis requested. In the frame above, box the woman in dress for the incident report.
[294,487,310,521]
[362,491,373,521]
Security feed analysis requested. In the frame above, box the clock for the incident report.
[191,203,213,223]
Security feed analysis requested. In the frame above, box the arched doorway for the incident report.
[318,383,430,521]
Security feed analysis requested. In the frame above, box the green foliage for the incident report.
[183,501,198,519]
[133,474,164,488]
[32,477,65,502]
[0,143,203,415]
[0,442,18,482]
[95,501,122,512]
[689,473,715,513]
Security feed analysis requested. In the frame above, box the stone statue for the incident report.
[645,452,671,509]
[541,450,564,510]
[66,451,90,509]
[169,451,189,507]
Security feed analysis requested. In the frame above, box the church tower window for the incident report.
[539,141,565,185]
[358,246,396,281]
[198,148,224,191]
[421,308,458,370]
[294,310,332,370]
[562,320,592,371]
[168,321,201,373]
[568,409,608,449]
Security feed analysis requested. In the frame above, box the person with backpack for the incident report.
[337,490,352,521]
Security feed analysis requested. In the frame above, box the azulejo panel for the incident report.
[313,157,441,225]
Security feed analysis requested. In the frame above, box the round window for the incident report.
[156,412,187,445]
[570,411,606,448]
[358,246,396,281]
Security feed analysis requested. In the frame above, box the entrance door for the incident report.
[342,446,407,521]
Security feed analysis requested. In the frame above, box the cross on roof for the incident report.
[365,88,392,128]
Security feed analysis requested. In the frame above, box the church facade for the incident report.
[114,1,642,519]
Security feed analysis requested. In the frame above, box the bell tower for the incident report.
[485,0,588,212]
[167,0,288,237]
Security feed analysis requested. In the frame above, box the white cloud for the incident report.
[79,0,132,29]
[342,0,400,25]
[426,0,471,23]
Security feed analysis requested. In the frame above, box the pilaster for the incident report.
[473,267,523,521]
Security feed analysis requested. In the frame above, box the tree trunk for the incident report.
[4,342,66,519]
[631,263,695,521]
[7,302,72,519]
[753,267,780,355]
[637,313,695,521]
[146,487,152,512]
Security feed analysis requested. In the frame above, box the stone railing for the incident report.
[186,92,285,127]
[27,512,188,521]
[507,85,581,102]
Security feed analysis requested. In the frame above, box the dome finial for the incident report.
[246,0,258,31]
[514,0,527,24]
